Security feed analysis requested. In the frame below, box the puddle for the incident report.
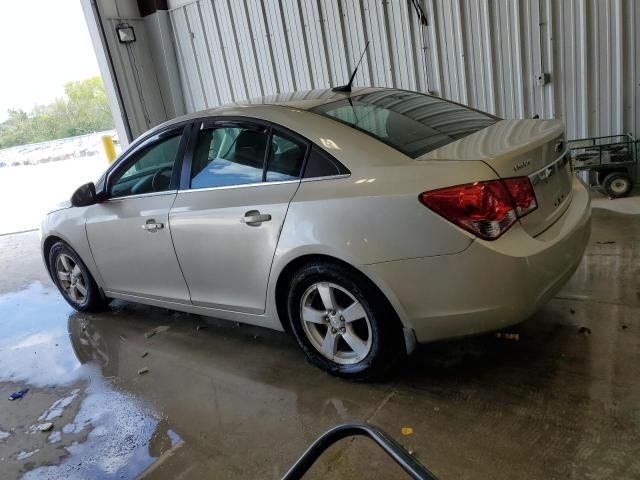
[0,283,82,387]
[0,282,180,479]
[16,449,40,460]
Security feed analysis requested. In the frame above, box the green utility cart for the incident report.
[568,133,638,198]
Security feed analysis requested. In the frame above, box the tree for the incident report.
[0,76,114,149]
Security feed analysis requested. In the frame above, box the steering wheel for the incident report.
[151,166,172,191]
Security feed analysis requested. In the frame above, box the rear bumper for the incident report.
[367,177,591,343]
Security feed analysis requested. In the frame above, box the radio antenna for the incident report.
[332,41,370,93]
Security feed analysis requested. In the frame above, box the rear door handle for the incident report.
[242,210,271,226]
[142,219,164,232]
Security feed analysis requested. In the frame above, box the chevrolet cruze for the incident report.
[41,88,591,379]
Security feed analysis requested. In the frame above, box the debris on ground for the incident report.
[144,325,170,339]
[39,422,54,432]
[578,326,592,335]
[570,308,576,314]
[8,389,29,401]
[138,367,150,375]
[196,324,207,332]
[495,332,520,341]
[596,241,616,245]
[141,351,149,358]
[401,427,414,436]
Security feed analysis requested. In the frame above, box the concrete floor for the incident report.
[0,207,639,479]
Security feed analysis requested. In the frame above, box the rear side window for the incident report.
[303,147,349,178]
[311,89,497,158]
[190,127,267,189]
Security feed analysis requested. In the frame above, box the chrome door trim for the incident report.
[104,190,178,203]
[176,180,299,194]
[301,173,351,183]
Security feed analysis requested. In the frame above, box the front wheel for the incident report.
[286,262,404,381]
[48,242,109,312]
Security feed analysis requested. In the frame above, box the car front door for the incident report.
[85,125,191,303]
[169,119,307,314]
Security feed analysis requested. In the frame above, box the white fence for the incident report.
[0,130,119,168]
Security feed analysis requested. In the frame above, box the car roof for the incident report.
[152,87,385,132]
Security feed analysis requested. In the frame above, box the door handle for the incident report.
[241,210,272,226]
[142,219,164,232]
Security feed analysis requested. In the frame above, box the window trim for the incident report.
[103,121,193,200]
[181,116,313,192]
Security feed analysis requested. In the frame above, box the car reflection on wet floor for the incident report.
[1,207,640,479]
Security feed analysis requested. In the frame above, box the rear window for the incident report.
[311,89,497,158]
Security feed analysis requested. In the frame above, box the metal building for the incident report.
[83,0,640,146]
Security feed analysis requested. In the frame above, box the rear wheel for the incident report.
[602,171,633,198]
[286,261,404,380]
[48,242,108,312]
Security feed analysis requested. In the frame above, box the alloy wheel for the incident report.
[300,281,372,365]
[56,253,88,305]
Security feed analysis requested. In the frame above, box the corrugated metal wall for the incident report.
[103,17,169,136]
[167,0,640,140]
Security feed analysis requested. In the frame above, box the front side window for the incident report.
[311,90,497,158]
[110,131,183,198]
[191,127,268,189]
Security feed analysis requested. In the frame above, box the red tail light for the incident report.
[419,177,537,240]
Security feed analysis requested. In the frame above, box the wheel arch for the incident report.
[42,234,65,278]
[42,233,106,294]
[273,253,410,339]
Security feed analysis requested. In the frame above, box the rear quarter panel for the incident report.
[262,106,503,327]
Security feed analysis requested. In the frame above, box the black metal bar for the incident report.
[281,423,439,480]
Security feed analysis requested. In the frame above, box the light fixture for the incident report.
[116,23,136,44]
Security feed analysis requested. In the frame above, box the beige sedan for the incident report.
[41,88,591,379]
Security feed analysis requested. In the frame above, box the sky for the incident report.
[0,0,101,121]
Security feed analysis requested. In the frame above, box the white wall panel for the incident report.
[104,18,168,137]
[167,0,640,140]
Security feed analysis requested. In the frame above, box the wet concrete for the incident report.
[0,207,639,479]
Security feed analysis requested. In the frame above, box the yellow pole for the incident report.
[101,135,116,163]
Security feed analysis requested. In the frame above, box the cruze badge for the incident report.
[513,160,531,172]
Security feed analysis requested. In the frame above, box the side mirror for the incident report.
[70,182,99,207]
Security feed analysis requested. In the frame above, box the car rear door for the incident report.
[169,118,307,314]
[85,124,191,303]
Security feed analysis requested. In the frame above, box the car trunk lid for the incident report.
[418,119,572,237]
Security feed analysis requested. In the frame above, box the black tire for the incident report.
[286,261,404,381]
[602,171,633,198]
[48,241,109,312]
